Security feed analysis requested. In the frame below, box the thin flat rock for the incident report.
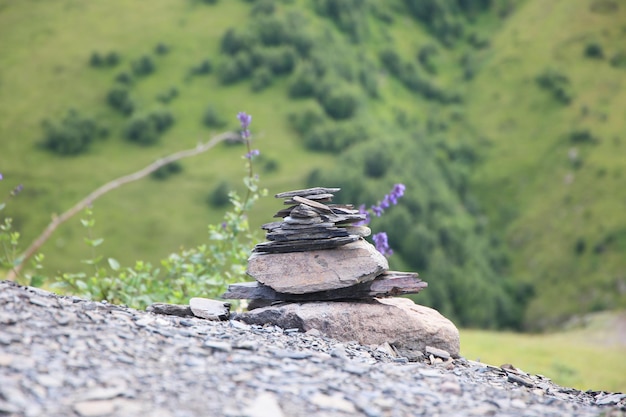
[292,196,333,213]
[253,236,359,253]
[223,272,427,301]
[274,187,340,199]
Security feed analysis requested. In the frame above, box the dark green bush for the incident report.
[584,43,604,59]
[303,121,367,152]
[288,105,326,134]
[316,81,360,120]
[251,67,273,92]
[569,129,598,144]
[203,105,228,129]
[189,59,213,76]
[417,44,438,74]
[154,43,170,55]
[220,28,254,55]
[208,181,231,207]
[313,0,369,43]
[535,69,573,105]
[254,16,289,46]
[379,48,403,77]
[217,52,253,84]
[106,88,134,116]
[39,110,108,156]
[610,52,626,68]
[124,110,174,146]
[156,87,179,104]
[251,0,276,16]
[363,149,391,178]
[288,63,320,98]
[132,55,156,77]
[115,72,133,85]
[90,51,120,68]
[262,46,296,75]
[151,161,183,180]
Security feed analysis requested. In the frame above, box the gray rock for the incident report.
[146,303,193,317]
[247,239,388,294]
[237,297,460,357]
[189,297,230,321]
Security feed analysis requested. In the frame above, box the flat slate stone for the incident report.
[253,236,360,253]
[247,239,389,294]
[222,271,427,301]
[274,187,340,199]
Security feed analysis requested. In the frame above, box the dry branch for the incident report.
[7,131,239,280]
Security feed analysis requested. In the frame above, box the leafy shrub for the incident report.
[203,105,228,129]
[151,161,183,180]
[313,0,370,43]
[154,43,170,55]
[303,120,367,152]
[250,67,273,92]
[584,43,604,59]
[115,72,133,85]
[569,129,598,144]
[132,55,156,77]
[39,110,108,156]
[288,63,320,98]
[288,104,326,134]
[106,88,134,115]
[379,48,403,76]
[404,0,466,46]
[316,81,360,120]
[217,52,253,84]
[124,110,174,146]
[610,52,626,68]
[535,69,573,105]
[189,59,213,76]
[254,16,289,47]
[364,149,391,178]
[358,58,379,98]
[89,51,120,68]
[417,44,438,74]
[156,87,179,104]
[262,46,297,76]
[251,0,276,16]
[220,28,254,55]
[208,181,232,207]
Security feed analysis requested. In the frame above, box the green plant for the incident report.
[0,178,45,286]
[53,112,265,308]
[39,110,109,156]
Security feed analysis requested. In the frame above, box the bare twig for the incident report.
[7,131,239,281]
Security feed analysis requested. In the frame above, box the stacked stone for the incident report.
[253,187,370,254]
[223,187,427,301]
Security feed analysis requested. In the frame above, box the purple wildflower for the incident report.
[10,184,23,197]
[369,183,405,218]
[373,232,393,257]
[245,149,260,159]
[237,112,252,140]
[0,173,3,180]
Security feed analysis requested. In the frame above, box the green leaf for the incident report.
[107,257,120,271]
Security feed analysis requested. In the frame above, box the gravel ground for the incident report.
[1,280,624,417]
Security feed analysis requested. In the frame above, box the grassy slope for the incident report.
[465,0,626,327]
[461,310,626,392]
[0,0,335,273]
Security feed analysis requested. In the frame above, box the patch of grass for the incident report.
[460,311,626,392]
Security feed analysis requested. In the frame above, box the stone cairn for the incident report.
[223,187,427,304]
[223,187,460,358]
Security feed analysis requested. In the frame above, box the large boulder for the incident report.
[236,297,460,357]
[246,239,388,294]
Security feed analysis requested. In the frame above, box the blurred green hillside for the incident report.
[1,0,625,330]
